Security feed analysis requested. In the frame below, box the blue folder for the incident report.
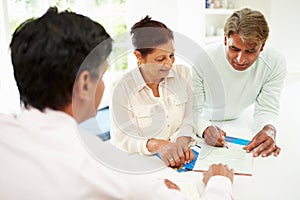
[225,136,250,146]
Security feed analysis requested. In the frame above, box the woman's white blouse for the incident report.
[110,64,195,155]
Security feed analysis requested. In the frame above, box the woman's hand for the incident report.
[147,136,194,167]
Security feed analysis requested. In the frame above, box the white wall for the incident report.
[269,0,300,72]
[127,0,300,73]
[126,0,204,46]
[0,0,20,114]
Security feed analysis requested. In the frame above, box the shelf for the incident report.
[205,8,236,15]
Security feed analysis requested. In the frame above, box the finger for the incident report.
[273,145,281,157]
[168,157,176,167]
[216,126,227,137]
[218,135,226,146]
[188,149,195,162]
[253,138,273,157]
[164,179,180,191]
[184,149,194,163]
[175,146,186,166]
[206,131,222,146]
[163,157,171,167]
[243,136,265,153]
[202,172,209,185]
[261,144,276,157]
[229,169,235,182]
[184,149,190,163]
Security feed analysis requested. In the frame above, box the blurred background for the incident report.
[1,0,299,114]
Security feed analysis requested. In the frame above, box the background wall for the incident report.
[1,0,299,114]
[126,0,300,72]
[269,0,300,72]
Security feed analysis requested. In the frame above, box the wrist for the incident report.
[146,138,170,153]
[176,136,191,145]
[263,124,276,142]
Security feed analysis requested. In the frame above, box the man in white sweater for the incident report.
[0,7,234,200]
[193,8,286,157]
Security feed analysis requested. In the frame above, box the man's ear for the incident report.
[260,43,265,52]
[134,50,143,63]
[73,70,93,101]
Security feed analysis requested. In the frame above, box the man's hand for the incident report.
[164,179,180,191]
[202,164,234,185]
[243,124,281,157]
[203,126,227,147]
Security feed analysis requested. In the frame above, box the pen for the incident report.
[213,125,229,149]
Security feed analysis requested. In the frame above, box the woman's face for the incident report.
[136,39,175,83]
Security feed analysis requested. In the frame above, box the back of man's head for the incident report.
[224,8,269,45]
[10,7,112,111]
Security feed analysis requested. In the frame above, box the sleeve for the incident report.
[82,149,189,199]
[174,66,197,140]
[127,177,189,200]
[109,79,153,155]
[192,64,211,137]
[254,54,287,132]
[201,176,233,200]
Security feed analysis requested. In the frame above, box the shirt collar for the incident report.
[131,67,175,92]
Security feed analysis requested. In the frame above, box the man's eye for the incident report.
[230,47,239,51]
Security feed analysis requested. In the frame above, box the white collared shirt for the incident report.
[110,64,196,155]
[0,107,232,200]
[0,108,188,200]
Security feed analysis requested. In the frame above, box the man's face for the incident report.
[224,33,264,71]
[94,60,108,110]
[72,60,108,123]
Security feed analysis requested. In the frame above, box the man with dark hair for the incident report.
[0,7,234,199]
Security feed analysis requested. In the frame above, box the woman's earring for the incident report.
[137,61,141,66]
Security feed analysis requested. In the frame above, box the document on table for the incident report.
[193,137,253,176]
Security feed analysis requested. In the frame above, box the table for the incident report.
[148,79,300,200]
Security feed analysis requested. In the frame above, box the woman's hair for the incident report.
[224,8,269,45]
[130,15,173,56]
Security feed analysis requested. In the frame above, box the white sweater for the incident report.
[192,43,287,135]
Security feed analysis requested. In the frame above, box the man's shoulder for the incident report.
[171,64,192,80]
[260,46,285,60]
[0,113,18,128]
[258,46,286,71]
[172,64,191,73]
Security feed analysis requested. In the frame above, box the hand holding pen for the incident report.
[202,125,228,148]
